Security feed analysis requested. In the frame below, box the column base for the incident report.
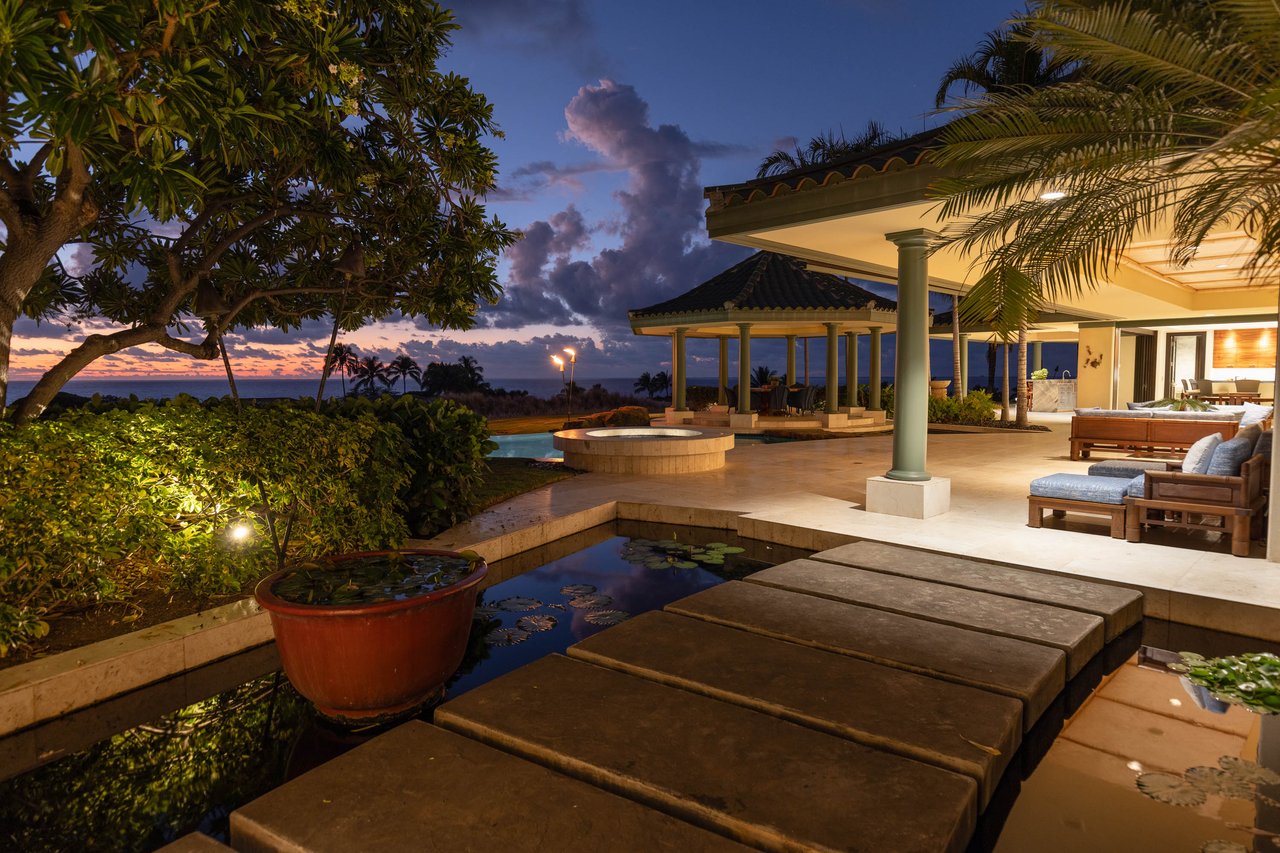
[864,410,887,425]
[664,407,694,424]
[818,412,848,428]
[865,476,951,519]
[729,413,758,429]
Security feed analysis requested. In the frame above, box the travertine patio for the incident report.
[426,414,1280,640]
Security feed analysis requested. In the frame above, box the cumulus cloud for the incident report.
[484,79,748,333]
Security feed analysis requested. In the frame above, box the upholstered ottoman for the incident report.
[1028,473,1132,538]
[1087,459,1171,478]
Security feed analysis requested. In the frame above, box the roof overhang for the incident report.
[629,306,905,338]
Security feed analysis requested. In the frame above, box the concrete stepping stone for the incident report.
[746,559,1104,678]
[436,654,978,853]
[232,721,745,852]
[668,581,1064,730]
[155,835,230,852]
[811,540,1143,641]
[568,610,1021,810]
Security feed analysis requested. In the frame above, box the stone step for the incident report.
[667,581,1064,729]
[231,721,747,852]
[811,540,1143,642]
[747,559,1105,678]
[568,610,1021,810]
[156,835,231,852]
[436,654,978,853]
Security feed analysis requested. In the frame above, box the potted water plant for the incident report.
[255,548,487,724]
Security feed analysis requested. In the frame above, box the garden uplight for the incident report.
[228,521,254,542]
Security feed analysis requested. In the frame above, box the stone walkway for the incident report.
[228,543,1141,852]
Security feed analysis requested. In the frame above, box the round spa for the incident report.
[552,426,735,474]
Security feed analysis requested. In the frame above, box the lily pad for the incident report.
[516,614,558,633]
[1185,766,1255,799]
[568,593,614,609]
[673,561,700,569]
[1137,772,1207,807]
[717,546,746,554]
[485,627,530,647]
[1201,841,1248,853]
[584,609,631,626]
[560,583,597,597]
[1219,756,1280,786]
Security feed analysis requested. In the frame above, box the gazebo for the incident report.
[628,251,903,429]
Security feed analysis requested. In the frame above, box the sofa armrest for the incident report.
[1143,469,1248,508]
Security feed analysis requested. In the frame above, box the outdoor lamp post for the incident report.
[551,355,568,422]
[563,347,577,422]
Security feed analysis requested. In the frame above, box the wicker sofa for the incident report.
[1069,408,1246,461]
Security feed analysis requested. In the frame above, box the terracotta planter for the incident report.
[255,549,487,724]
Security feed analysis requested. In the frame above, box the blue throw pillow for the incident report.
[1206,431,1257,476]
[1182,432,1223,475]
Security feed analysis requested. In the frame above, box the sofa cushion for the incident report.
[1087,459,1170,478]
[1074,408,1152,418]
[1030,473,1131,505]
[1157,409,1243,421]
[1183,432,1224,475]
[1206,427,1260,476]
[1242,402,1273,426]
[1258,430,1273,459]
[1126,474,1147,498]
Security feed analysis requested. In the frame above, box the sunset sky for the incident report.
[12,0,1020,387]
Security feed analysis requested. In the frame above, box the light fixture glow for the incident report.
[563,347,577,363]
[551,354,565,371]
[1127,760,1143,773]
[228,522,254,542]
[1039,190,1067,201]
[1168,698,1182,707]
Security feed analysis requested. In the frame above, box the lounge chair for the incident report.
[726,385,739,412]
[769,384,788,415]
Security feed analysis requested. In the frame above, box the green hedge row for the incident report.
[0,394,493,654]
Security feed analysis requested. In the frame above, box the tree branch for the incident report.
[156,333,218,358]
[218,284,352,332]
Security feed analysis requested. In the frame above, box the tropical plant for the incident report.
[951,294,964,397]
[419,356,491,396]
[351,356,391,395]
[1016,327,1029,427]
[756,121,900,178]
[3,2,516,422]
[751,365,778,387]
[932,1,1280,337]
[934,20,1076,108]
[634,371,655,398]
[652,370,672,399]
[1145,396,1214,411]
[326,343,360,397]
[387,355,424,395]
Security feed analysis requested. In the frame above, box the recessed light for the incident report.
[1216,263,1229,269]
[1039,190,1067,201]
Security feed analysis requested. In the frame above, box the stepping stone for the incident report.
[232,721,745,852]
[668,581,1064,729]
[746,559,1105,678]
[568,610,1022,810]
[436,655,978,853]
[811,540,1143,641]
[155,835,230,852]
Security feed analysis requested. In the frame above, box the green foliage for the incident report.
[927,389,999,424]
[1174,651,1280,714]
[751,365,779,387]
[685,385,721,410]
[1148,396,1213,411]
[0,400,409,654]
[1031,367,1050,380]
[857,383,895,416]
[321,394,494,537]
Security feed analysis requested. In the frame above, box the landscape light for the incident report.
[563,347,576,363]
[1038,190,1067,201]
[551,354,565,371]
[228,521,254,542]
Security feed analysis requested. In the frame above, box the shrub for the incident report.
[685,385,721,410]
[0,400,409,654]
[564,406,652,429]
[928,389,998,424]
[321,394,495,537]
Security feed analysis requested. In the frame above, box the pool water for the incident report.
[488,431,792,460]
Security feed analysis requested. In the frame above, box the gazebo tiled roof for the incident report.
[630,251,897,320]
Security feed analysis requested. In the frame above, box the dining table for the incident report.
[1201,392,1267,406]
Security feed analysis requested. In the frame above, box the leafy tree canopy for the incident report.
[1,0,516,421]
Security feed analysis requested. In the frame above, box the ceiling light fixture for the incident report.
[1038,190,1067,201]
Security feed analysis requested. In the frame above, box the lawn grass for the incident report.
[474,457,578,511]
[486,415,567,435]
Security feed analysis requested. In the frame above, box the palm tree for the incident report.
[634,371,654,398]
[951,295,963,398]
[757,122,899,179]
[751,365,778,387]
[652,370,671,399]
[934,21,1076,108]
[386,355,422,395]
[1016,327,1029,427]
[933,1,1280,327]
[351,355,391,395]
[326,343,359,397]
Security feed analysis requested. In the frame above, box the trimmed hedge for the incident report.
[0,400,411,654]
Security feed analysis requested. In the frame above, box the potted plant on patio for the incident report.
[255,548,487,724]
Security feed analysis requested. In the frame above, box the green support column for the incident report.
[868,326,883,411]
[885,229,937,482]
[674,327,688,410]
[845,332,858,408]
[717,337,728,405]
[959,333,970,396]
[1032,341,1043,373]
[785,335,797,386]
[737,323,753,413]
[825,323,839,414]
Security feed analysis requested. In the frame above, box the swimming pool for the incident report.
[489,431,791,460]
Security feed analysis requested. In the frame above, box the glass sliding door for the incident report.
[1165,332,1206,398]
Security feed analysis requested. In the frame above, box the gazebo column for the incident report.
[730,322,757,428]
[1032,341,1043,373]
[866,229,950,519]
[868,326,883,417]
[717,337,728,406]
[959,333,970,396]
[785,335,797,386]
[665,327,693,424]
[820,323,847,427]
[844,332,858,410]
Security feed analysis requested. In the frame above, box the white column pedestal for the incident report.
[664,407,695,424]
[729,413,758,429]
[865,476,951,519]
[817,413,848,428]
